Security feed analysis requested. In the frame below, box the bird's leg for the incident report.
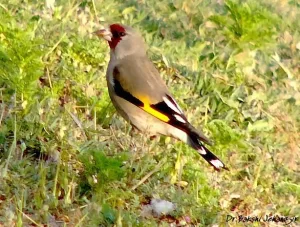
[149,135,157,140]
[128,126,138,151]
[129,125,139,137]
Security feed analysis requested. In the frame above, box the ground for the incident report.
[0,0,299,226]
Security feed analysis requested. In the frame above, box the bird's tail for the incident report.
[186,126,228,171]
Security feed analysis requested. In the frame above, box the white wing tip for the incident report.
[198,146,207,155]
[210,159,224,169]
[162,96,183,114]
[174,114,186,123]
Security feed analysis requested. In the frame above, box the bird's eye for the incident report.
[112,31,126,39]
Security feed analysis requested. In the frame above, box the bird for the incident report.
[94,24,228,171]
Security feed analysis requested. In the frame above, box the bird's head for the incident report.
[94,24,146,59]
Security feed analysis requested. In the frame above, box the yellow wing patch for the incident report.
[142,103,169,122]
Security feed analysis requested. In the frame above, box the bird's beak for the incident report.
[93,28,112,42]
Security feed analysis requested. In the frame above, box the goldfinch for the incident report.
[95,24,228,171]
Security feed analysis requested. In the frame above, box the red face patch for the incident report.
[108,24,126,49]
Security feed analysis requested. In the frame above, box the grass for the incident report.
[0,0,299,226]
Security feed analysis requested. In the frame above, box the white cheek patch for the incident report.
[174,114,186,123]
[163,96,182,114]
[210,159,224,169]
[109,76,115,86]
